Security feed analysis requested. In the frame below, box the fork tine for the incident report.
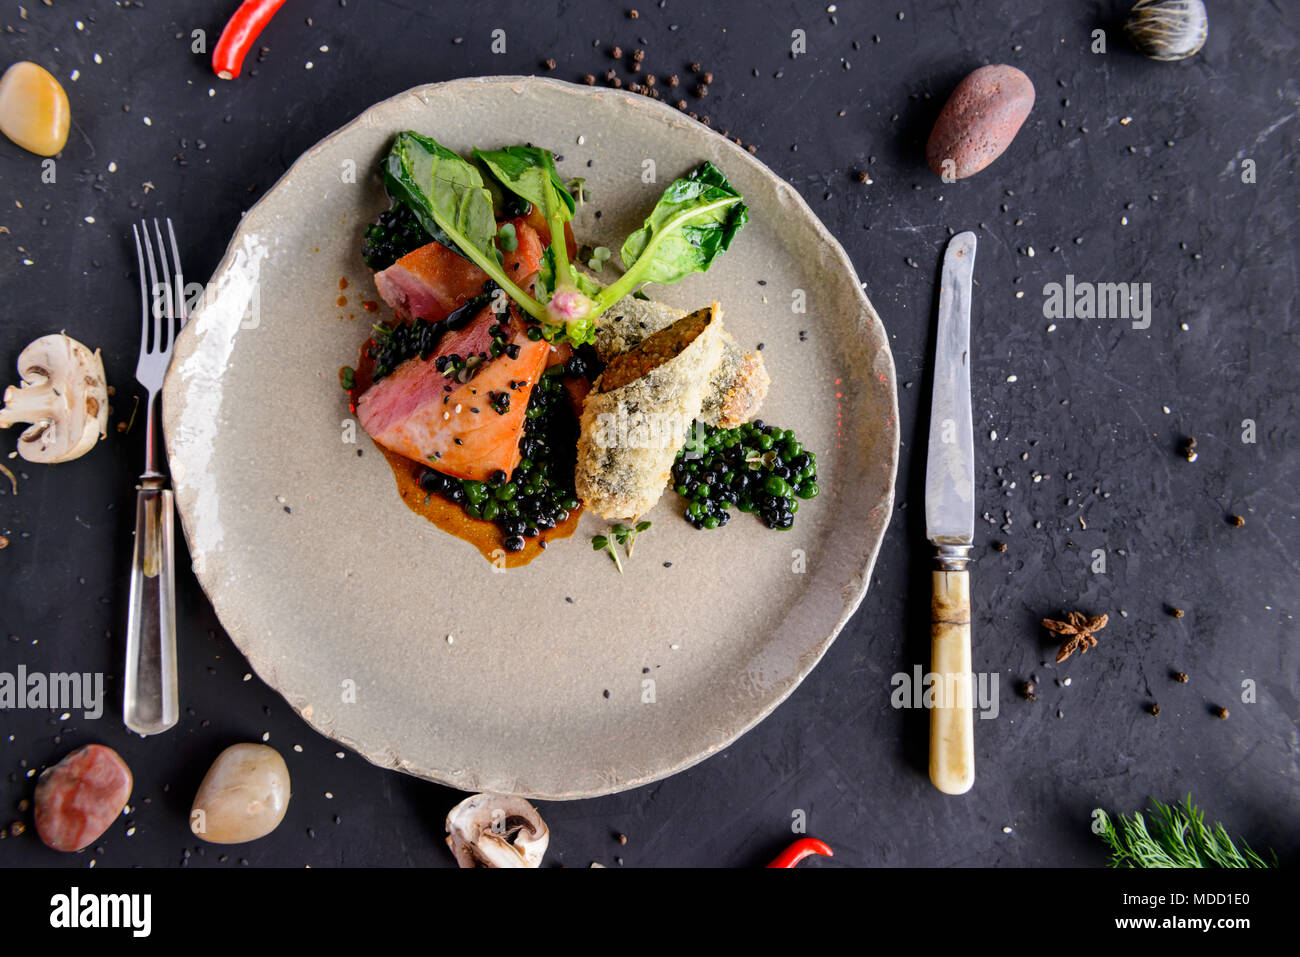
[165,218,187,327]
[131,222,150,361]
[140,219,162,355]
[152,219,175,355]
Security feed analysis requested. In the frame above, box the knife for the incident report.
[925,231,977,795]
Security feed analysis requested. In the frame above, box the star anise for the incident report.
[1042,611,1108,663]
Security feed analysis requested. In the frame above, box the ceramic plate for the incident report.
[162,77,898,799]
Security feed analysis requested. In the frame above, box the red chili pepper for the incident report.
[212,0,288,81]
[766,837,833,868]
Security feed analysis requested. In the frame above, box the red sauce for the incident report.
[339,276,350,290]
[362,300,379,312]
[346,333,580,567]
[337,295,348,307]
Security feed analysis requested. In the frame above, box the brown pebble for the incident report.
[693,83,709,97]
[689,62,701,72]
[1168,607,1184,619]
[1228,514,1245,527]
[1213,706,1230,720]
[628,8,639,18]
[617,832,628,845]
[702,72,714,83]
[542,58,557,71]
[668,74,679,86]
[926,64,1035,180]
[1173,671,1189,683]
[632,49,645,62]
[612,46,623,59]
[644,74,656,85]
[582,74,596,85]
[675,99,687,109]
[701,114,710,126]
[1018,680,1036,701]
[611,77,623,88]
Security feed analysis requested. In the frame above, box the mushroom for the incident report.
[444,792,549,868]
[0,333,108,463]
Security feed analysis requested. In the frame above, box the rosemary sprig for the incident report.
[1093,796,1276,868]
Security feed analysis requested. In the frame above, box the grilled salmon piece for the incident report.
[356,306,549,481]
[372,219,543,322]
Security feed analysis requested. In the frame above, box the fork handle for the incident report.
[123,477,179,736]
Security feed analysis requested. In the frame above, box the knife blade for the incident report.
[925,231,976,546]
[926,230,976,796]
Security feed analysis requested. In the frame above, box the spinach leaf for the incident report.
[472,146,576,220]
[595,162,747,309]
[383,132,547,321]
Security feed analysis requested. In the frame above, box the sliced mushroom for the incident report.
[0,333,108,463]
[445,792,549,868]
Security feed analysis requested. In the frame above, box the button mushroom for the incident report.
[444,793,549,868]
[0,333,108,463]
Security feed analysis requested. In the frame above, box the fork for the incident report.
[123,218,187,736]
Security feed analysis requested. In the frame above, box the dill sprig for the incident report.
[1093,796,1276,868]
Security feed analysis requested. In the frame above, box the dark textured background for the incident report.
[0,0,1295,869]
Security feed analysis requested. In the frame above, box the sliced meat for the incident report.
[356,306,549,481]
[372,220,544,323]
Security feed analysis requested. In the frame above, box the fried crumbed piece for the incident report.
[576,304,724,519]
[593,296,768,427]
[599,306,714,393]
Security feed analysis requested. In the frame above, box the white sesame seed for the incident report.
[93,52,102,64]
[1006,374,1018,383]
[577,134,585,145]
[453,403,462,413]
[989,430,997,440]
[293,744,303,752]
[243,673,252,681]
[83,216,94,224]
[1015,290,1024,298]
[443,410,450,420]
[261,731,270,742]
[1180,323,1189,331]
[69,69,80,81]
[1047,323,1056,332]
[319,45,329,53]
[446,634,454,644]
[1162,405,1171,414]
[1064,677,1072,686]
[1121,216,1128,226]
[305,61,314,70]
[75,20,84,30]
[1002,826,1013,834]
[107,161,117,172]
[1027,246,1035,257]
[208,88,215,97]
[325,791,334,799]
[142,116,152,126]
[59,712,70,721]
[336,752,344,759]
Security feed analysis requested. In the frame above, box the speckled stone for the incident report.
[33,744,132,852]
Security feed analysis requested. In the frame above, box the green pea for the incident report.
[481,499,500,521]
[517,457,533,472]
[464,503,482,519]
[784,440,802,458]
[796,481,819,499]
[758,434,774,451]
[703,515,719,529]
[463,481,487,506]
[676,484,690,496]
[687,502,703,518]
[764,475,792,498]
[494,482,517,501]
